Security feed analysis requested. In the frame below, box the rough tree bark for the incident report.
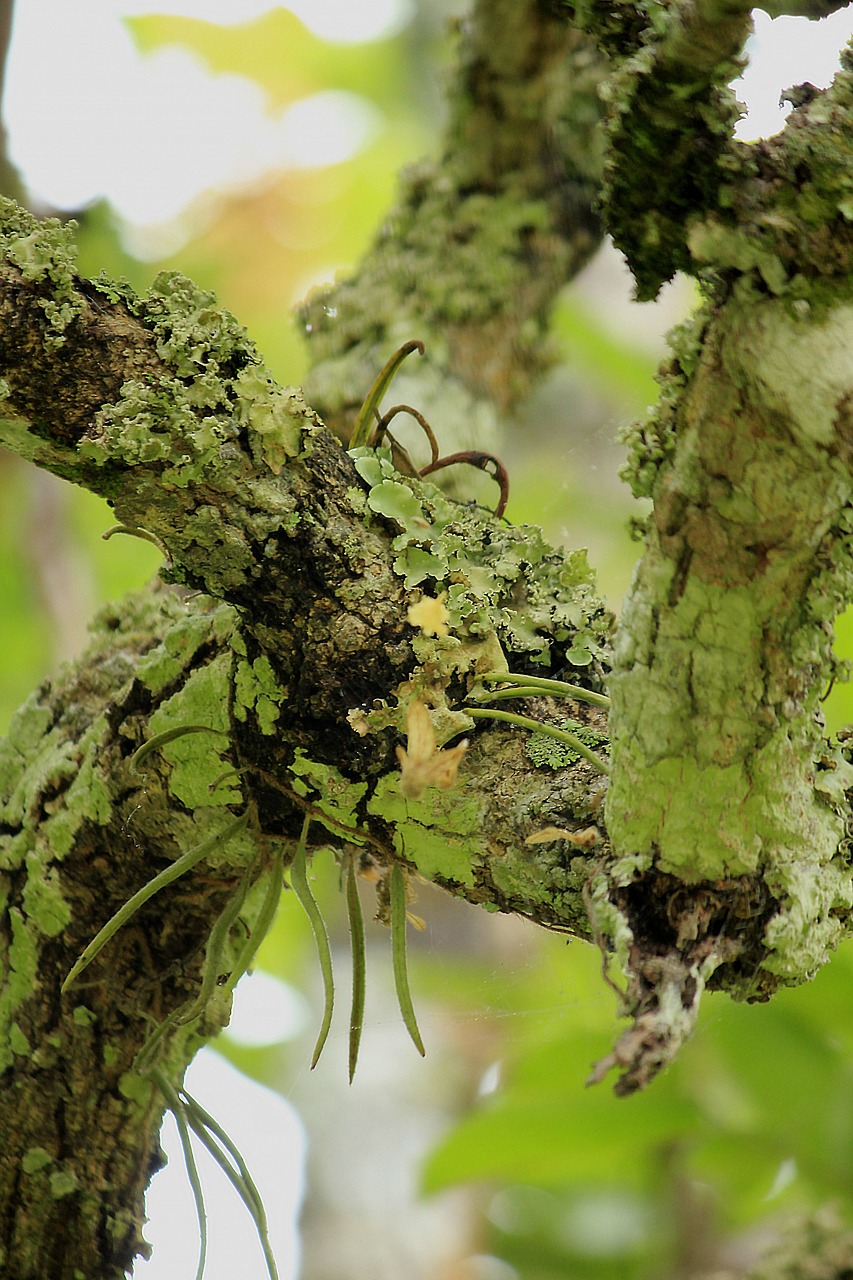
[1,1,853,1276]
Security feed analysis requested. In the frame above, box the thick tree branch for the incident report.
[301,0,606,443]
[0,10,623,1265]
[0,199,615,1274]
[4,3,853,1272]
[585,16,853,1090]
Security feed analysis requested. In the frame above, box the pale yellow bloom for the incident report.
[396,699,467,799]
[407,594,450,637]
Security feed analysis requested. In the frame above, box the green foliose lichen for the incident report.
[368,772,489,887]
[0,198,82,346]
[76,268,314,491]
[233,651,286,735]
[21,1147,53,1175]
[288,751,368,835]
[137,600,238,694]
[49,1168,80,1200]
[141,270,256,377]
[352,447,610,676]
[234,366,315,475]
[0,699,114,1051]
[146,653,241,809]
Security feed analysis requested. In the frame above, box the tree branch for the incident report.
[301,0,606,441]
[585,12,853,1091]
[0,11,623,1265]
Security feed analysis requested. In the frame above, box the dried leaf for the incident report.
[525,825,600,848]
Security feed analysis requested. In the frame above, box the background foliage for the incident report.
[3,5,853,1277]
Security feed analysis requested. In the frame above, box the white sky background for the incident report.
[4,2,853,1277]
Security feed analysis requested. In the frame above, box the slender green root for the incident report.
[153,1070,208,1280]
[220,844,284,1003]
[131,724,230,768]
[346,857,367,1083]
[478,670,610,709]
[179,1084,279,1280]
[102,523,168,556]
[288,817,335,1069]
[175,869,252,1027]
[467,707,610,775]
[389,864,425,1057]
[62,811,251,992]
[135,1008,182,1076]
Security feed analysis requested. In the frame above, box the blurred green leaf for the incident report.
[423,1073,701,1192]
[553,296,660,415]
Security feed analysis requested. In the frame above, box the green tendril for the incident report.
[349,340,425,449]
[467,707,610,775]
[288,818,335,1069]
[390,864,425,1057]
[346,857,366,1083]
[62,811,250,993]
[478,670,610,708]
[131,724,230,768]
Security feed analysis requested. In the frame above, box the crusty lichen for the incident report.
[607,288,853,994]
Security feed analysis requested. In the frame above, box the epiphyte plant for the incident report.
[350,338,511,517]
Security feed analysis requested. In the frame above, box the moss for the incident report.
[526,724,609,769]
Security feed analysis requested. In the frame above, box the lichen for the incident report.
[351,446,610,678]
[21,1148,53,1176]
[49,1167,80,1199]
[232,648,287,736]
[0,198,82,347]
[137,600,238,694]
[233,366,315,477]
[73,267,316,505]
[145,653,241,810]
[289,751,367,835]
